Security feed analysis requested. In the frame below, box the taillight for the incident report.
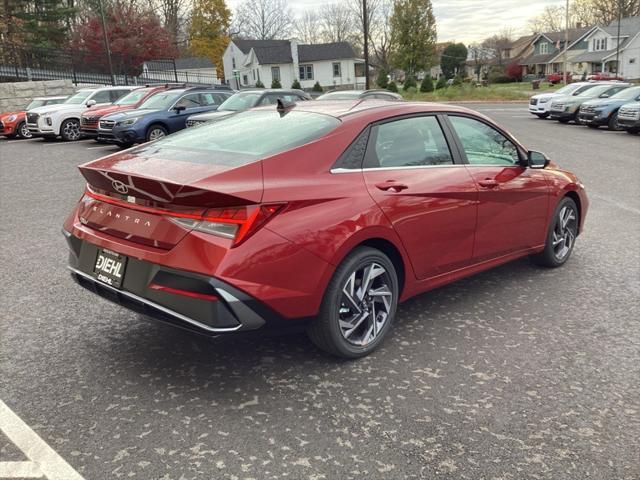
[169,204,285,247]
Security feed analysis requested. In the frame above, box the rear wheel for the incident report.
[146,124,167,142]
[607,111,621,131]
[531,197,579,268]
[17,122,32,139]
[307,247,399,358]
[61,119,81,141]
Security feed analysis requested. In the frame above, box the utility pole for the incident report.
[98,0,115,85]
[615,0,622,78]
[363,0,370,89]
[563,0,569,84]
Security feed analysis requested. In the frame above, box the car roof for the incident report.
[34,96,67,100]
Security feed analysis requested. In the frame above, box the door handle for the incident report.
[478,179,499,188]
[375,181,408,192]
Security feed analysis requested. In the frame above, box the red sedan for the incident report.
[63,100,588,358]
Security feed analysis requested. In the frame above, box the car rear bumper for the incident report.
[64,229,283,335]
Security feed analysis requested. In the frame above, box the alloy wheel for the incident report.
[552,205,577,261]
[148,128,166,141]
[338,262,393,346]
[63,120,80,140]
[19,123,32,138]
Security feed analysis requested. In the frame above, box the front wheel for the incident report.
[307,247,399,358]
[531,197,579,268]
[627,128,639,134]
[60,119,81,141]
[146,124,167,142]
[607,111,622,131]
[17,122,32,139]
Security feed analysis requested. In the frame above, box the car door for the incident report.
[167,93,205,132]
[446,114,549,262]
[362,115,478,280]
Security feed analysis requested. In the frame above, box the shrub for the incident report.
[420,75,434,92]
[491,75,512,84]
[376,69,389,89]
[271,78,282,88]
[452,75,463,86]
[255,80,265,88]
[291,79,301,89]
[435,77,447,89]
[312,81,323,92]
[387,81,398,92]
[506,61,522,81]
[403,75,417,89]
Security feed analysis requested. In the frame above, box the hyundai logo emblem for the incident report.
[112,180,129,194]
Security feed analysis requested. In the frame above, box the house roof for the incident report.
[519,52,557,65]
[570,17,640,63]
[571,49,617,63]
[231,38,357,65]
[145,57,215,71]
[540,27,592,44]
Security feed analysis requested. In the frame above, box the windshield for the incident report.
[611,86,640,100]
[133,110,340,167]
[572,84,597,95]
[317,91,362,100]
[64,90,93,104]
[26,99,45,109]
[138,91,183,110]
[115,89,152,106]
[219,92,263,111]
[577,85,616,97]
[555,84,584,95]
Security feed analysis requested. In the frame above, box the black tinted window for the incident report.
[368,116,453,168]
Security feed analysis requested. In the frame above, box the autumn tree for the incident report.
[188,0,230,78]
[440,43,467,79]
[234,0,292,40]
[72,1,176,71]
[389,0,437,78]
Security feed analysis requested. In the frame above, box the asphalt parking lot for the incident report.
[1,103,639,479]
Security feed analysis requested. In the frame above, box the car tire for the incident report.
[627,128,639,134]
[17,122,32,139]
[558,118,570,124]
[146,124,167,142]
[607,111,621,131]
[60,119,81,141]
[307,247,399,358]
[536,113,549,119]
[531,197,579,268]
[587,124,599,129]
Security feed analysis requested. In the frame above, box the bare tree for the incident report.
[318,3,357,44]
[234,0,293,40]
[147,0,190,45]
[482,29,513,66]
[527,6,565,33]
[293,10,321,44]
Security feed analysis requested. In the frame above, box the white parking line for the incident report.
[0,400,84,480]
[86,145,116,150]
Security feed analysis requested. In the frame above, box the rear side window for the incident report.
[201,92,226,106]
[366,116,454,168]
[91,90,113,104]
[449,116,519,166]
[174,93,202,108]
[134,110,340,167]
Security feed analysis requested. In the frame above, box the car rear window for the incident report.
[133,110,340,167]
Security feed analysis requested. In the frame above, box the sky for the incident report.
[227,0,569,43]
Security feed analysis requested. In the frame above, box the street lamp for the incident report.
[98,0,115,85]
[363,0,369,89]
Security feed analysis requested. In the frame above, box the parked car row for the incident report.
[529,81,640,134]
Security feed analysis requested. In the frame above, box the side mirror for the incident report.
[174,105,186,113]
[527,150,549,169]
[86,99,96,107]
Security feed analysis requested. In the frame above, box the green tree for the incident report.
[291,78,301,89]
[13,0,77,48]
[271,78,282,88]
[312,81,323,92]
[376,68,389,89]
[420,74,434,92]
[188,0,231,79]
[389,0,436,79]
[441,43,467,79]
[403,75,417,89]
[435,76,446,89]
[387,81,398,92]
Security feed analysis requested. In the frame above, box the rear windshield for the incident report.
[219,92,263,111]
[577,85,617,97]
[133,110,340,166]
[26,99,45,109]
[115,89,152,106]
[611,86,640,100]
[317,91,362,100]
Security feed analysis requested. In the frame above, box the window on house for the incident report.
[242,74,248,85]
[630,58,636,64]
[539,42,549,54]
[299,64,313,80]
[271,66,281,82]
[355,63,365,77]
[332,62,341,77]
[232,57,236,69]
[593,38,608,51]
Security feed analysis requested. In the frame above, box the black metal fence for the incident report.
[0,43,218,86]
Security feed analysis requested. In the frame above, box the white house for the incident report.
[222,39,366,90]
[142,57,219,85]
[570,17,640,80]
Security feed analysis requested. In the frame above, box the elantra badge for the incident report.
[112,180,129,194]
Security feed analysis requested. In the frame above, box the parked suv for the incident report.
[549,83,629,123]
[26,86,135,141]
[578,86,640,130]
[81,85,174,139]
[617,101,640,134]
[185,89,310,127]
[0,96,67,139]
[99,87,233,147]
[529,82,598,119]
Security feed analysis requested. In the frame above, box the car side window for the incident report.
[448,116,520,166]
[91,90,113,104]
[201,93,223,106]
[109,90,128,102]
[174,93,202,109]
[368,116,454,168]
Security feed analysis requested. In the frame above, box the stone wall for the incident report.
[0,80,76,112]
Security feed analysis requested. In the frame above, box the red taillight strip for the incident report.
[149,283,218,302]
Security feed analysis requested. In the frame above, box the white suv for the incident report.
[529,82,599,118]
[26,86,135,141]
